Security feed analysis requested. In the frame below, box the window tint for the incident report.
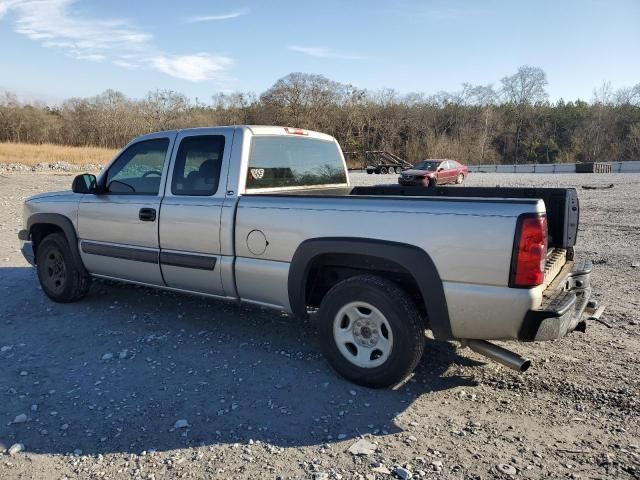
[171,135,225,196]
[246,136,347,190]
[106,138,169,194]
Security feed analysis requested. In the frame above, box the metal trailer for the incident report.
[343,150,413,174]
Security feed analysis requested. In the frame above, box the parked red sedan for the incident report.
[398,159,468,186]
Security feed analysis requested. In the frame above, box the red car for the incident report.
[398,159,468,186]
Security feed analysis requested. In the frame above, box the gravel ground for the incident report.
[0,171,638,480]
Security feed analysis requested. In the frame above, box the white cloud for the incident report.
[149,54,232,82]
[288,45,366,60]
[188,8,248,22]
[0,0,233,82]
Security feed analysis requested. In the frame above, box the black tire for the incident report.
[456,173,464,184]
[317,274,425,388]
[380,166,388,174]
[36,233,91,303]
[428,177,437,187]
[366,169,373,175]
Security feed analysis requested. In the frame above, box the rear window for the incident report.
[246,136,347,190]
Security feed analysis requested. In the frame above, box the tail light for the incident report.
[510,214,547,288]
[284,127,308,135]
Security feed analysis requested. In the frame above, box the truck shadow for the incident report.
[0,267,481,456]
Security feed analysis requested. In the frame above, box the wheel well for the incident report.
[304,253,427,319]
[30,223,64,261]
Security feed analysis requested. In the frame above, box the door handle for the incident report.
[139,208,156,222]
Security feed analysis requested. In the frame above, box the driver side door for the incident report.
[77,132,176,285]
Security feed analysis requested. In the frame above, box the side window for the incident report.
[443,161,453,170]
[106,138,169,194]
[171,135,225,196]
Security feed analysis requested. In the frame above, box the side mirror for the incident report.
[72,173,98,194]
[437,167,444,172]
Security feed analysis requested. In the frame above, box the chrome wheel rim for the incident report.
[333,301,393,368]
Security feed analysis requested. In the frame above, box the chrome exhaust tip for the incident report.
[464,340,531,372]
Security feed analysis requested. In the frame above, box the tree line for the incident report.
[1,66,639,166]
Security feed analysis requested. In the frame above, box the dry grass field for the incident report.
[0,142,117,166]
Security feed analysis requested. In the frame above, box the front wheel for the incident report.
[456,173,465,184]
[36,233,91,303]
[317,274,425,388]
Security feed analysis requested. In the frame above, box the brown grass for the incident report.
[0,142,117,166]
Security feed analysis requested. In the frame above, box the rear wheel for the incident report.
[395,167,403,174]
[36,233,91,303]
[380,166,388,174]
[456,173,465,184]
[317,274,425,388]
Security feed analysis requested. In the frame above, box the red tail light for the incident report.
[510,214,547,288]
[284,127,308,135]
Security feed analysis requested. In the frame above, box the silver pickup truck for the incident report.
[19,126,593,387]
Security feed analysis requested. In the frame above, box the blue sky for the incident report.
[0,0,639,103]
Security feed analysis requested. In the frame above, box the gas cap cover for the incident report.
[247,229,268,255]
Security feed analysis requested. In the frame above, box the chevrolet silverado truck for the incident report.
[18,126,593,388]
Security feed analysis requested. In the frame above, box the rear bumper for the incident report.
[518,257,592,341]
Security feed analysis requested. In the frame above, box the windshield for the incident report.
[413,161,440,171]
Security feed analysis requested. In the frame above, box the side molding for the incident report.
[27,213,87,272]
[288,237,452,340]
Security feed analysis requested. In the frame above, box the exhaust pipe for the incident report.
[464,340,531,372]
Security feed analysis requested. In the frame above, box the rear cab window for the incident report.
[171,135,225,196]
[246,135,347,191]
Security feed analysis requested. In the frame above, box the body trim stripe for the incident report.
[160,251,217,270]
[81,241,158,263]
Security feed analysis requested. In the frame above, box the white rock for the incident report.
[347,438,377,456]
[19,371,28,376]
[74,449,83,456]
[13,413,27,424]
[371,465,391,475]
[497,464,517,475]
[0,346,12,353]
[174,419,190,429]
[101,353,113,360]
[30,404,38,412]
[8,443,24,455]
[337,433,347,440]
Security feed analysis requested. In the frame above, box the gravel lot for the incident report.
[0,171,639,479]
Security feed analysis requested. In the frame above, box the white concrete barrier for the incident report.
[618,161,640,172]
[469,161,639,173]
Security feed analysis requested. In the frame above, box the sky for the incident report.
[0,0,639,103]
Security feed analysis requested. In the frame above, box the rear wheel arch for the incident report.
[288,238,452,340]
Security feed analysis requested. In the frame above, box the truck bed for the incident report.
[251,185,579,250]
